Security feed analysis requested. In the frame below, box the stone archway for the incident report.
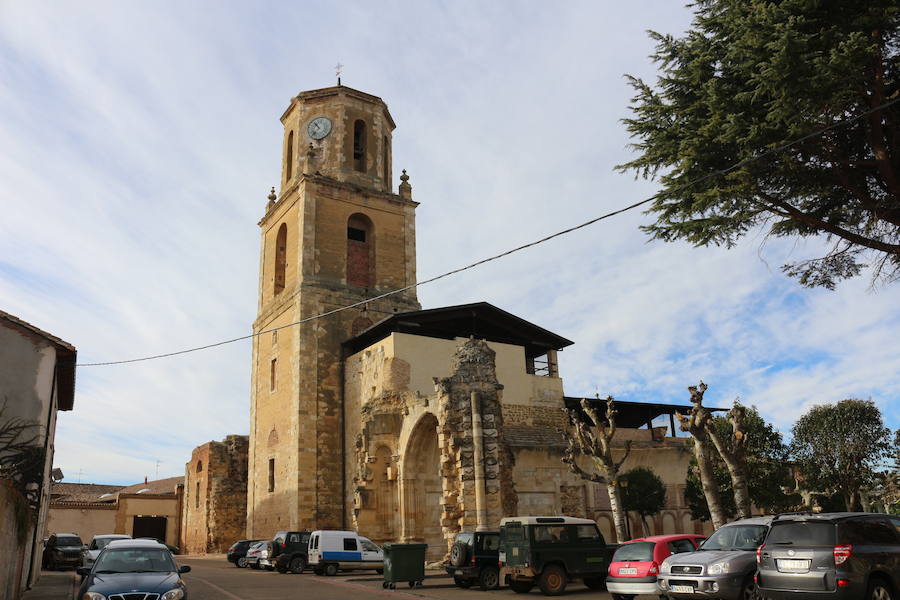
[401,413,444,561]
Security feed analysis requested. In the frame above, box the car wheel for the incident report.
[237,557,248,568]
[290,556,306,574]
[479,566,500,591]
[868,578,893,600]
[454,577,473,588]
[538,565,567,596]
[584,577,607,591]
[742,576,760,600]
[509,579,535,594]
[324,563,338,577]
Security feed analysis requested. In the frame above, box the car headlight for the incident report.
[707,562,729,575]
[82,593,106,600]
[162,589,185,600]
[660,558,672,573]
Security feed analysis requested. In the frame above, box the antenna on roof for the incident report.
[155,460,160,480]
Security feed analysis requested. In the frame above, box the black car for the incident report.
[77,539,190,600]
[227,539,263,568]
[757,512,900,600]
[43,533,84,570]
[272,531,312,574]
[446,531,501,590]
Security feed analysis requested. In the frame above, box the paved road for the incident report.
[178,556,613,600]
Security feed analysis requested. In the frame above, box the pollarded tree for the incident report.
[621,467,667,537]
[562,396,633,543]
[619,0,900,288]
[791,398,892,510]
[686,406,797,519]
[675,382,727,530]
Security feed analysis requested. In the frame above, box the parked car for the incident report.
[76,539,190,600]
[272,530,312,574]
[227,539,263,568]
[445,531,501,590]
[135,537,180,554]
[43,533,85,570]
[757,512,900,600]
[499,516,619,595]
[606,534,706,600]
[245,541,268,570]
[82,534,132,569]
[657,516,772,600]
[307,530,384,576]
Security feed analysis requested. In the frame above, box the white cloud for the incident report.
[0,1,897,484]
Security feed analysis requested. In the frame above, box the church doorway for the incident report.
[402,413,444,561]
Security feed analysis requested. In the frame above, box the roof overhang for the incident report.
[342,302,574,358]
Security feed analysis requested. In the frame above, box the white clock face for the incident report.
[307,117,332,140]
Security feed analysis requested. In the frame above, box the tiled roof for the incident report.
[117,476,184,497]
[503,426,567,449]
[50,482,123,503]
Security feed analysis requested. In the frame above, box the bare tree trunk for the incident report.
[693,436,727,530]
[562,396,634,544]
[607,481,628,543]
[705,402,752,519]
[677,383,728,530]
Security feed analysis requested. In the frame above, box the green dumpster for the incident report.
[382,543,427,589]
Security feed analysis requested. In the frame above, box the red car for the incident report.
[607,534,706,600]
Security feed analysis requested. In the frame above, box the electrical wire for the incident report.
[77,96,900,367]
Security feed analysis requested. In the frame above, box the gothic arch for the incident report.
[274,223,287,294]
[662,511,677,535]
[347,213,374,288]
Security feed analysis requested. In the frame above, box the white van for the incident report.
[307,530,384,576]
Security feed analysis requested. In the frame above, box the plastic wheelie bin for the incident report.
[381,543,427,589]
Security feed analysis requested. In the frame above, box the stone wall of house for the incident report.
[183,435,249,553]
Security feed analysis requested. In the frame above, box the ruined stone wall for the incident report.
[183,435,249,553]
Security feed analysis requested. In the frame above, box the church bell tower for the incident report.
[247,85,421,536]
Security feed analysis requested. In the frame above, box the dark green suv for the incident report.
[445,531,501,590]
[499,516,618,596]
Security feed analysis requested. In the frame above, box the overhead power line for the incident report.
[77,96,900,367]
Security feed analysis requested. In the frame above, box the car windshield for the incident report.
[91,538,126,550]
[613,542,655,562]
[93,548,176,573]
[57,536,82,547]
[767,521,834,546]
[700,525,767,551]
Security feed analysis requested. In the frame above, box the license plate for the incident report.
[777,558,810,571]
[672,585,695,593]
[455,570,463,575]
[618,568,638,575]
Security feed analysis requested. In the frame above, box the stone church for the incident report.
[243,84,710,561]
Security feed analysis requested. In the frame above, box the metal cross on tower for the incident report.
[335,62,344,86]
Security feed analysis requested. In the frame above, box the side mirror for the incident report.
[178,565,191,574]
[76,567,91,577]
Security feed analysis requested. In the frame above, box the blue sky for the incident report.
[1,1,897,485]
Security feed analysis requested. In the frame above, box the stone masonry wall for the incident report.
[183,435,249,554]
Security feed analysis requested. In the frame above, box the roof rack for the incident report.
[771,511,817,522]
